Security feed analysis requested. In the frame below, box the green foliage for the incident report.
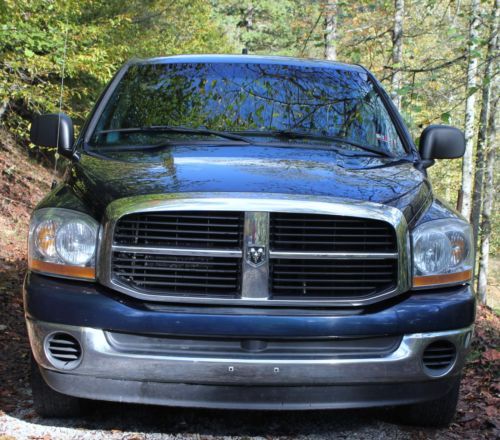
[0,0,497,256]
[0,0,233,137]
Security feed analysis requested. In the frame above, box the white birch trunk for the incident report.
[477,1,499,304]
[0,99,8,122]
[391,0,404,111]
[460,0,481,219]
[324,0,338,61]
[471,0,499,247]
[477,90,498,303]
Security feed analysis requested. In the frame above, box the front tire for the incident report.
[396,378,461,427]
[30,355,85,417]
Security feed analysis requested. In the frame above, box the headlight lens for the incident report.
[55,221,97,265]
[412,218,473,288]
[28,208,99,280]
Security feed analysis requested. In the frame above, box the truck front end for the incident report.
[25,55,475,426]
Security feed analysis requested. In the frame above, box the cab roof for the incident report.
[131,54,366,73]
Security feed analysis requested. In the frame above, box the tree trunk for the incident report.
[460,0,481,219]
[324,0,338,61]
[477,90,498,304]
[245,3,254,31]
[0,99,8,123]
[391,0,404,111]
[470,0,499,248]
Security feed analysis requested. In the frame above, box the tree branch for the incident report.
[384,54,467,74]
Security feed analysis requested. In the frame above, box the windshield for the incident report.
[89,62,406,157]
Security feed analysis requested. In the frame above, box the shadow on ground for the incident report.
[21,404,403,437]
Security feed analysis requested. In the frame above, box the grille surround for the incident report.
[100,193,410,307]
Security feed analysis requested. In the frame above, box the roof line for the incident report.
[127,54,365,72]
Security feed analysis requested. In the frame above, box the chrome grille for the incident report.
[112,252,241,297]
[270,213,397,252]
[103,194,408,306]
[270,259,397,299]
[114,211,244,249]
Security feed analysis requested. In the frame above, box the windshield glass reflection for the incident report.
[91,62,405,157]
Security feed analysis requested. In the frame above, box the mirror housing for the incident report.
[419,125,465,160]
[30,113,75,159]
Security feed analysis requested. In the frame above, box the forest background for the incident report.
[0,0,498,303]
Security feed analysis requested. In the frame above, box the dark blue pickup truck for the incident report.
[25,55,475,427]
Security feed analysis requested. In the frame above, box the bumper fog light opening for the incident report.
[44,332,83,370]
[422,340,457,377]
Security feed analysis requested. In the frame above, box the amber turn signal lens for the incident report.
[30,259,95,280]
[413,269,472,288]
[34,220,58,258]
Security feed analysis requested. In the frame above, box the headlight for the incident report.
[28,208,99,280]
[411,218,473,288]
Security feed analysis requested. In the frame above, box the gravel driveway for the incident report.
[1,397,441,440]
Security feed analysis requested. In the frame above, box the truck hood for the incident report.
[67,145,430,223]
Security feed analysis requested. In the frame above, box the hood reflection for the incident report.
[70,145,428,220]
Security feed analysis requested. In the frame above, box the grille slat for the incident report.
[115,272,238,281]
[114,265,237,273]
[272,217,370,223]
[115,234,240,243]
[48,353,79,360]
[133,281,239,288]
[113,257,237,266]
[273,277,393,283]
[139,213,242,220]
[273,225,389,230]
[272,263,394,269]
[48,346,80,353]
[274,240,395,246]
[274,268,392,275]
[116,227,240,235]
[275,233,393,238]
[273,286,377,291]
[118,221,241,228]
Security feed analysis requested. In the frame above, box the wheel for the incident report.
[396,378,461,427]
[30,355,85,417]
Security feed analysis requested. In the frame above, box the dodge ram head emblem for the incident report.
[246,246,266,267]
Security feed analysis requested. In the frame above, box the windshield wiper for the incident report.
[233,129,393,157]
[95,125,252,145]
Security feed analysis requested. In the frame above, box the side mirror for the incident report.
[30,113,75,159]
[419,125,465,160]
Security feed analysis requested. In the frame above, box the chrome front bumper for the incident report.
[28,319,473,387]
